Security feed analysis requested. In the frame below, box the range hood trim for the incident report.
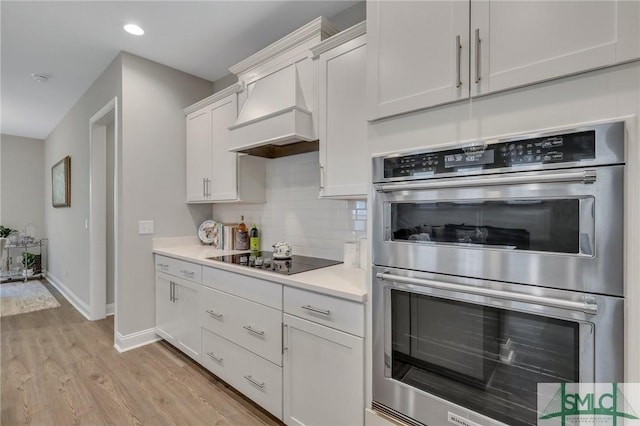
[229,107,315,152]
[228,105,312,131]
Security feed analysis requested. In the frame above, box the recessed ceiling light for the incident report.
[31,73,48,83]
[123,24,144,36]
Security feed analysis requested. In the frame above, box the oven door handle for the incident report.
[376,272,598,314]
[375,169,596,192]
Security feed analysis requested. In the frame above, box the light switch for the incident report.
[139,220,154,235]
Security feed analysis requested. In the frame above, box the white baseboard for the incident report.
[114,328,161,353]
[45,273,91,320]
[106,303,115,316]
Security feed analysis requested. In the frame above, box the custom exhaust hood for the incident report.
[228,17,338,158]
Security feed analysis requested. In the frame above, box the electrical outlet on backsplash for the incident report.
[211,152,367,261]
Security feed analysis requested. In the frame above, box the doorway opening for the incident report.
[89,98,118,345]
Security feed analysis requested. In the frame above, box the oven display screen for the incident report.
[444,150,495,168]
[382,130,596,179]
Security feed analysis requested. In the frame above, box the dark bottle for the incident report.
[235,215,249,250]
[250,223,260,251]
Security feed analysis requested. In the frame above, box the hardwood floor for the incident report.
[1,280,284,425]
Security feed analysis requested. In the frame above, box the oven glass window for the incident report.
[390,199,585,254]
[391,290,579,426]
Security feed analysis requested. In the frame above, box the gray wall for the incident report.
[44,54,123,305]
[117,52,212,336]
[0,134,45,238]
[328,1,365,30]
[44,51,212,337]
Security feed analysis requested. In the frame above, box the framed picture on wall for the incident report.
[52,155,71,207]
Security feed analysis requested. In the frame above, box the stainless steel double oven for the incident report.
[371,121,625,426]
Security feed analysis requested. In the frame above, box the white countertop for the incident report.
[152,242,367,303]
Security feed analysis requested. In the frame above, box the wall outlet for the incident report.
[138,220,154,235]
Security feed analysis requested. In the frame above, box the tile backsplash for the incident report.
[212,152,367,261]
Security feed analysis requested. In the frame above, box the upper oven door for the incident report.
[372,166,624,295]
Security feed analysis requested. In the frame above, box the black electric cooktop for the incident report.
[208,251,342,275]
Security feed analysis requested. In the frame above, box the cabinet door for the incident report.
[367,0,470,120]
[176,278,201,361]
[155,272,178,343]
[471,0,640,96]
[209,95,240,201]
[186,108,212,202]
[318,34,368,199]
[283,314,364,426]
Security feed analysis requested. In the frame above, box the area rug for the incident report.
[0,281,60,317]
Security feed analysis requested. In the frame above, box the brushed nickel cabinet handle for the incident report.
[282,323,288,353]
[181,269,195,277]
[207,352,223,363]
[157,263,169,268]
[206,310,223,319]
[243,375,265,389]
[455,35,462,88]
[320,165,325,189]
[474,28,481,84]
[301,305,331,316]
[203,178,206,197]
[243,325,265,336]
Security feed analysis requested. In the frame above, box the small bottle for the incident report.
[235,215,249,250]
[250,223,260,251]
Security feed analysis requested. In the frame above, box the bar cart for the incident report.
[1,238,47,283]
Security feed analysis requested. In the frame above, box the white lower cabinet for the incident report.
[283,287,365,426]
[155,271,178,343]
[157,259,365,424]
[155,271,201,361]
[201,328,283,419]
[200,285,282,366]
[200,266,284,419]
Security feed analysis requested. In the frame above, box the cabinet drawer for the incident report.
[155,255,202,283]
[201,328,283,420]
[284,287,364,337]
[200,285,282,365]
[203,266,282,309]
[201,327,238,384]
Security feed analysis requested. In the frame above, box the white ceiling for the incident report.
[1,0,361,140]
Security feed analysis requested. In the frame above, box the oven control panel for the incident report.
[381,130,597,179]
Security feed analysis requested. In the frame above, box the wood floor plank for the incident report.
[1,281,284,426]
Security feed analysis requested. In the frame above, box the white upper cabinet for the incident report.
[367,0,470,121]
[313,22,369,199]
[472,0,640,96]
[184,84,266,203]
[186,108,212,202]
[208,95,239,200]
[367,0,640,121]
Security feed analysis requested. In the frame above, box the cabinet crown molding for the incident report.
[183,83,243,115]
[311,21,366,58]
[229,16,339,78]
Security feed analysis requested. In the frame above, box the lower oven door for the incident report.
[372,266,624,426]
